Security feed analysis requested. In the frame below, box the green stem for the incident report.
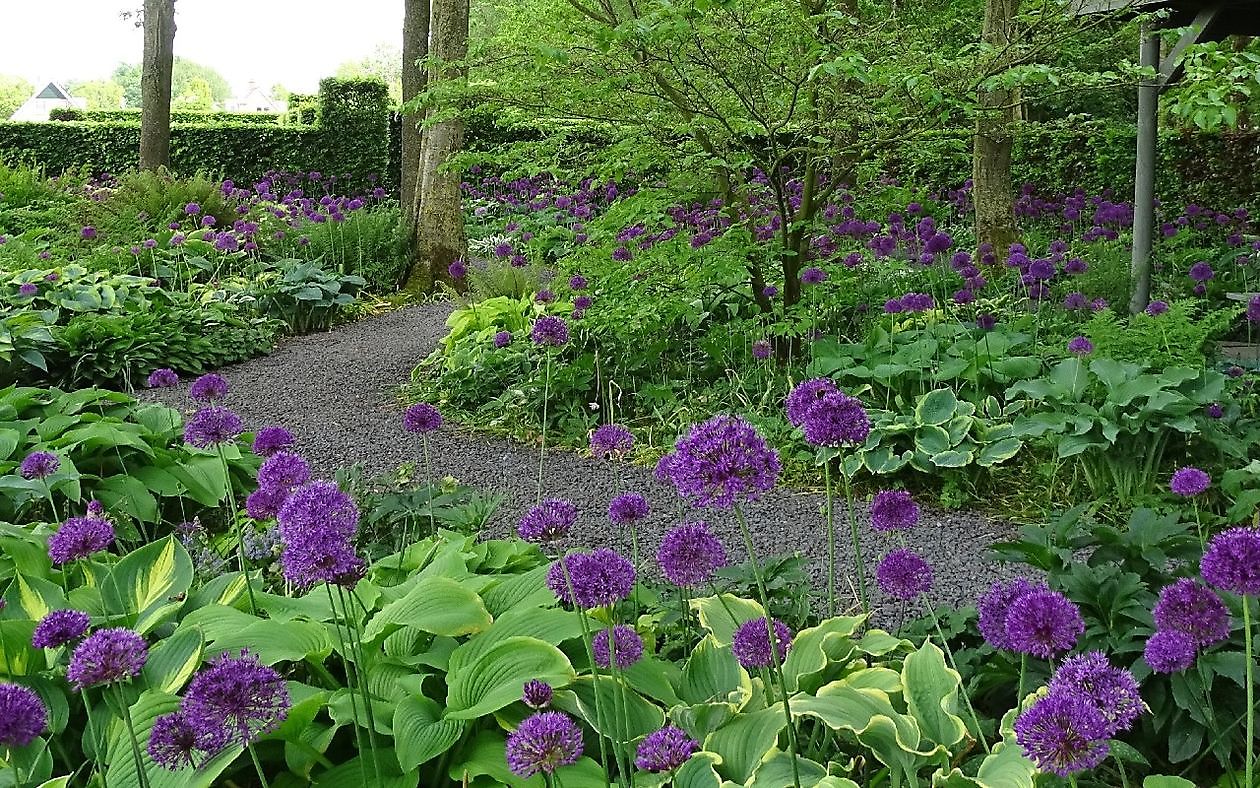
[559,558,613,788]
[423,434,435,537]
[249,745,271,788]
[43,483,59,524]
[115,686,151,788]
[325,585,369,786]
[838,465,868,617]
[217,446,257,615]
[606,622,634,785]
[538,353,551,504]
[924,599,990,754]
[1018,654,1027,711]
[338,586,382,787]
[824,460,836,619]
[1244,595,1254,788]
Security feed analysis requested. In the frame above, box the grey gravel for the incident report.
[147,302,1024,624]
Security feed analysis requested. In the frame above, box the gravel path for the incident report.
[148,302,1021,621]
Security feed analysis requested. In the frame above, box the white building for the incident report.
[224,82,285,114]
[9,82,87,122]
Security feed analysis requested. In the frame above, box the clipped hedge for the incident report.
[48,108,286,126]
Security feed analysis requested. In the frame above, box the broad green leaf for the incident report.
[141,625,204,694]
[448,605,581,677]
[208,618,333,665]
[692,594,763,645]
[976,437,1021,467]
[364,576,492,641]
[566,675,664,741]
[704,706,784,783]
[672,751,723,788]
[100,537,194,634]
[782,616,862,693]
[445,636,574,720]
[915,389,958,426]
[393,694,465,771]
[679,636,744,705]
[1141,778,1197,788]
[901,641,966,749]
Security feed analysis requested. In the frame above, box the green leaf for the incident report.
[976,437,1021,467]
[915,389,958,426]
[207,618,333,665]
[393,694,465,771]
[100,537,194,634]
[141,625,204,694]
[1142,778,1198,788]
[95,475,159,523]
[914,424,953,455]
[364,576,492,641]
[703,706,784,783]
[901,641,966,749]
[444,636,574,720]
[678,636,744,705]
[691,593,763,645]
[105,690,241,788]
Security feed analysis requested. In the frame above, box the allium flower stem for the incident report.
[923,598,990,754]
[423,434,436,538]
[337,586,382,786]
[112,686,151,788]
[824,461,837,618]
[731,505,802,788]
[218,446,258,616]
[43,483,59,525]
[839,466,869,616]
[605,622,635,782]
[538,354,552,504]
[1244,595,1255,788]
[324,586,374,786]
[556,557,613,787]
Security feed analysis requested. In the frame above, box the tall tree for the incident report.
[402,0,431,233]
[406,0,468,292]
[972,0,1021,259]
[139,0,177,170]
[0,75,33,119]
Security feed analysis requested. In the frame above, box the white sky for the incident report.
[0,0,403,94]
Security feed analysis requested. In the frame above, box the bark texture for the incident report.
[402,0,431,224]
[139,0,177,171]
[972,0,1020,260]
[405,0,468,293]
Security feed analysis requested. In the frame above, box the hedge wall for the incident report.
[48,108,286,126]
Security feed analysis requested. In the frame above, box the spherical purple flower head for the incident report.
[47,514,115,565]
[876,549,934,601]
[277,481,362,588]
[802,391,871,447]
[884,298,904,314]
[762,285,779,298]
[1154,578,1231,648]
[752,339,772,359]
[522,680,553,710]
[19,451,59,480]
[1169,466,1210,497]
[1201,527,1260,596]
[977,578,1047,651]
[181,650,290,747]
[546,548,635,608]
[0,684,47,748]
[18,282,38,298]
[785,378,839,428]
[505,711,584,777]
[32,609,90,649]
[531,315,570,347]
[534,289,555,305]
[1206,402,1224,419]
[1189,261,1214,282]
[402,402,443,433]
[976,313,997,331]
[800,267,827,285]
[188,373,229,403]
[592,624,644,669]
[869,490,919,532]
[635,726,701,773]
[569,274,587,290]
[656,415,781,509]
[1005,589,1084,659]
[1014,691,1110,777]
[202,216,216,227]
[590,424,633,460]
[251,425,295,458]
[518,498,579,543]
[67,628,148,689]
[81,226,97,240]
[184,406,244,448]
[1144,630,1197,673]
[448,259,468,280]
[732,617,792,669]
[1048,651,1144,736]
[1067,336,1093,356]
[573,295,592,310]
[245,486,288,521]
[1145,300,1169,316]
[185,202,202,215]
[608,492,650,526]
[146,367,180,389]
[257,451,311,492]
[149,711,219,770]
[1247,295,1260,324]
[493,330,512,348]
[657,521,727,587]
[1063,291,1087,310]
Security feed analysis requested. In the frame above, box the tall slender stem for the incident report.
[325,585,368,785]
[43,483,59,524]
[217,445,257,615]
[338,586,381,786]
[923,599,990,754]
[422,433,435,536]
[249,745,272,788]
[115,686,151,788]
[839,465,868,616]
[824,460,836,618]
[537,353,552,504]
[1243,595,1254,788]
[558,558,613,788]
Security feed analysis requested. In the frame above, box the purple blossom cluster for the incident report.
[657,521,727,587]
[656,415,781,508]
[978,579,1083,658]
[546,548,635,608]
[276,481,363,588]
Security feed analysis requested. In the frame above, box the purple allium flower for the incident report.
[803,390,870,447]
[1228,365,1245,378]
[1169,467,1210,497]
[245,486,288,521]
[48,514,115,565]
[569,274,587,290]
[869,490,919,532]
[505,711,583,777]
[0,684,47,748]
[977,578,1047,651]
[188,373,228,403]
[18,283,37,298]
[518,499,579,543]
[32,609,91,649]
[1154,578,1231,647]
[546,548,635,608]
[1145,630,1197,673]
[184,406,244,448]
[1145,300,1169,316]
[976,313,997,331]
[1014,692,1111,777]
[535,289,555,304]
[276,481,361,589]
[1067,336,1093,356]
[143,238,157,249]
[81,226,97,240]
[1206,403,1224,419]
[402,402,443,433]
[252,426,295,458]
[1201,527,1260,596]
[523,680,552,710]
[592,624,644,669]
[1193,283,1207,296]
[752,339,772,359]
[181,650,290,747]
[608,493,650,526]
[612,246,632,262]
[1090,298,1108,312]
[448,260,468,279]
[657,521,727,587]
[19,451,59,480]
[493,330,512,348]
[1063,291,1088,310]
[573,295,592,310]
[590,424,634,459]
[67,628,148,689]
[731,617,792,669]
[202,216,216,227]
[800,267,827,285]
[1248,295,1260,323]
[1189,261,1214,282]
[635,726,700,773]
[1005,589,1084,659]
[655,415,780,509]
[257,451,311,492]
[785,378,838,427]
[531,315,570,347]
[185,203,202,215]
[876,549,934,601]
[146,367,180,389]
[149,712,216,770]
[884,298,904,314]
[1047,651,1144,736]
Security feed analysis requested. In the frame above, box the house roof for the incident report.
[35,82,71,100]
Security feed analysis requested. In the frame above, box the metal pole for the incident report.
[1130,25,1160,314]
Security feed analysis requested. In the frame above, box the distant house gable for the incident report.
[35,83,71,100]
[9,82,87,122]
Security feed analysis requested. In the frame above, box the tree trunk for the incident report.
[402,0,431,224]
[405,0,468,293]
[139,0,177,171]
[972,0,1020,260]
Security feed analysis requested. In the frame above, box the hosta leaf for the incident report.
[100,536,193,634]
[444,635,573,720]
[393,694,465,771]
[364,576,492,641]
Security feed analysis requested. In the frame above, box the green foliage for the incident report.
[0,74,32,120]
[48,108,285,126]
[1082,301,1241,369]
[80,169,238,243]
[247,258,366,334]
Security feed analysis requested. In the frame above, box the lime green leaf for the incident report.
[364,576,492,641]
[445,635,574,720]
